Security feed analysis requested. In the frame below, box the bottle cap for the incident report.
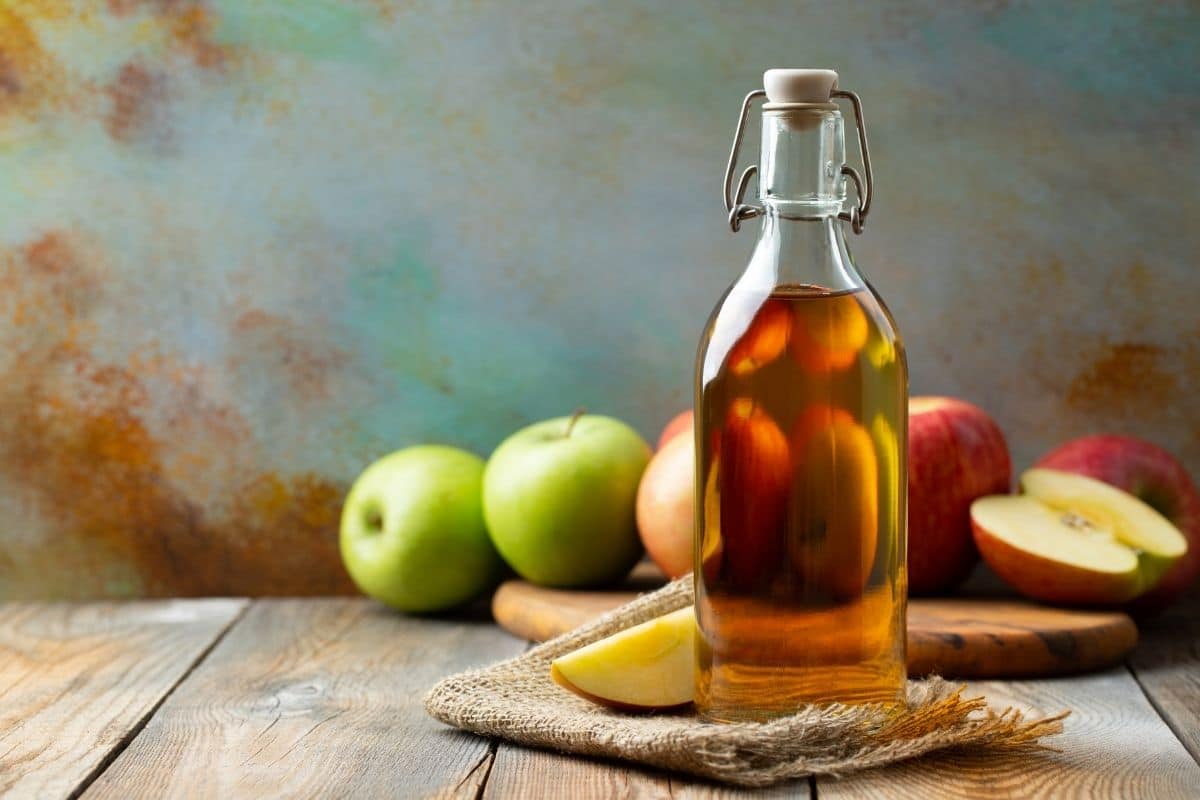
[763,69,838,104]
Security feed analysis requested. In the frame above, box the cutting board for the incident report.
[492,564,1138,679]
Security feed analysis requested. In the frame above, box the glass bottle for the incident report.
[694,69,907,722]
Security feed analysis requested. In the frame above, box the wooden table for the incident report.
[1,587,1197,800]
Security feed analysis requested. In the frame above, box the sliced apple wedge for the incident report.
[1022,468,1188,591]
[550,607,695,711]
[971,495,1143,605]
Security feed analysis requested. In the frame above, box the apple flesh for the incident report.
[1021,468,1187,593]
[1037,435,1200,614]
[971,495,1142,605]
[908,396,1011,594]
[636,433,694,579]
[550,607,695,710]
[972,468,1188,606]
[339,446,503,612]
[483,414,650,588]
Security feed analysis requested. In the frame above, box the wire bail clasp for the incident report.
[722,90,766,233]
[722,87,875,235]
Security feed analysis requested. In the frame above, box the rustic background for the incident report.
[1,1,1196,598]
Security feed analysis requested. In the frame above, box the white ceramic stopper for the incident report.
[763,69,838,103]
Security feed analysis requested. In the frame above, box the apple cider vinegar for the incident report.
[695,70,907,721]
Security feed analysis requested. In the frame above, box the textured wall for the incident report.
[0,1,1196,598]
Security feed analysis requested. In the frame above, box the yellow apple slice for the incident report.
[971,495,1142,605]
[1021,468,1188,590]
[550,607,695,710]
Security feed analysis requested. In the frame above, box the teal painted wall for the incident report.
[1,1,1197,597]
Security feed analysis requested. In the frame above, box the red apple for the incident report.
[656,410,693,451]
[1036,435,1200,614]
[790,404,879,599]
[636,433,694,578]
[908,396,1011,594]
[718,398,791,589]
[728,298,791,376]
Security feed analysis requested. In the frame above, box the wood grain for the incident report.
[1128,586,1200,763]
[485,744,809,799]
[818,667,1200,799]
[82,599,526,799]
[491,579,1138,678]
[0,599,246,798]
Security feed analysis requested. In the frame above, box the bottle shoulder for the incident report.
[697,279,904,388]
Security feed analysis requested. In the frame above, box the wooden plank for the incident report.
[1128,586,1200,763]
[484,744,809,799]
[818,668,1200,799]
[83,600,526,799]
[0,599,246,798]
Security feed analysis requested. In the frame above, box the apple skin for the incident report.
[483,415,650,588]
[636,433,694,579]
[1036,435,1200,614]
[908,396,1011,595]
[656,410,694,451]
[339,446,504,613]
[718,399,792,589]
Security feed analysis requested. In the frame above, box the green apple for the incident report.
[339,445,503,612]
[483,414,651,587]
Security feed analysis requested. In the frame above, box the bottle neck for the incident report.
[739,107,862,293]
[741,209,860,292]
[759,106,846,218]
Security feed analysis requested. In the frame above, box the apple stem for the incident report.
[564,408,587,438]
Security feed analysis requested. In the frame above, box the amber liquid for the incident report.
[695,282,907,721]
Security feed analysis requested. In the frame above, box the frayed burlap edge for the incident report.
[425,577,1068,787]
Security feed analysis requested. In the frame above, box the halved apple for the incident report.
[1021,468,1188,591]
[971,495,1143,605]
[971,468,1189,606]
[550,607,695,710]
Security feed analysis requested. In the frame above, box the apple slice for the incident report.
[1021,468,1188,591]
[699,459,723,583]
[728,298,792,376]
[971,495,1143,605]
[790,290,868,372]
[550,607,695,710]
[789,405,879,599]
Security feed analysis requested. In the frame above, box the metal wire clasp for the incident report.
[722,90,766,232]
[722,87,875,234]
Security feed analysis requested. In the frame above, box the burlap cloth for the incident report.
[425,577,1068,787]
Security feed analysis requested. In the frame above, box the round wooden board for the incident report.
[492,571,1138,679]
